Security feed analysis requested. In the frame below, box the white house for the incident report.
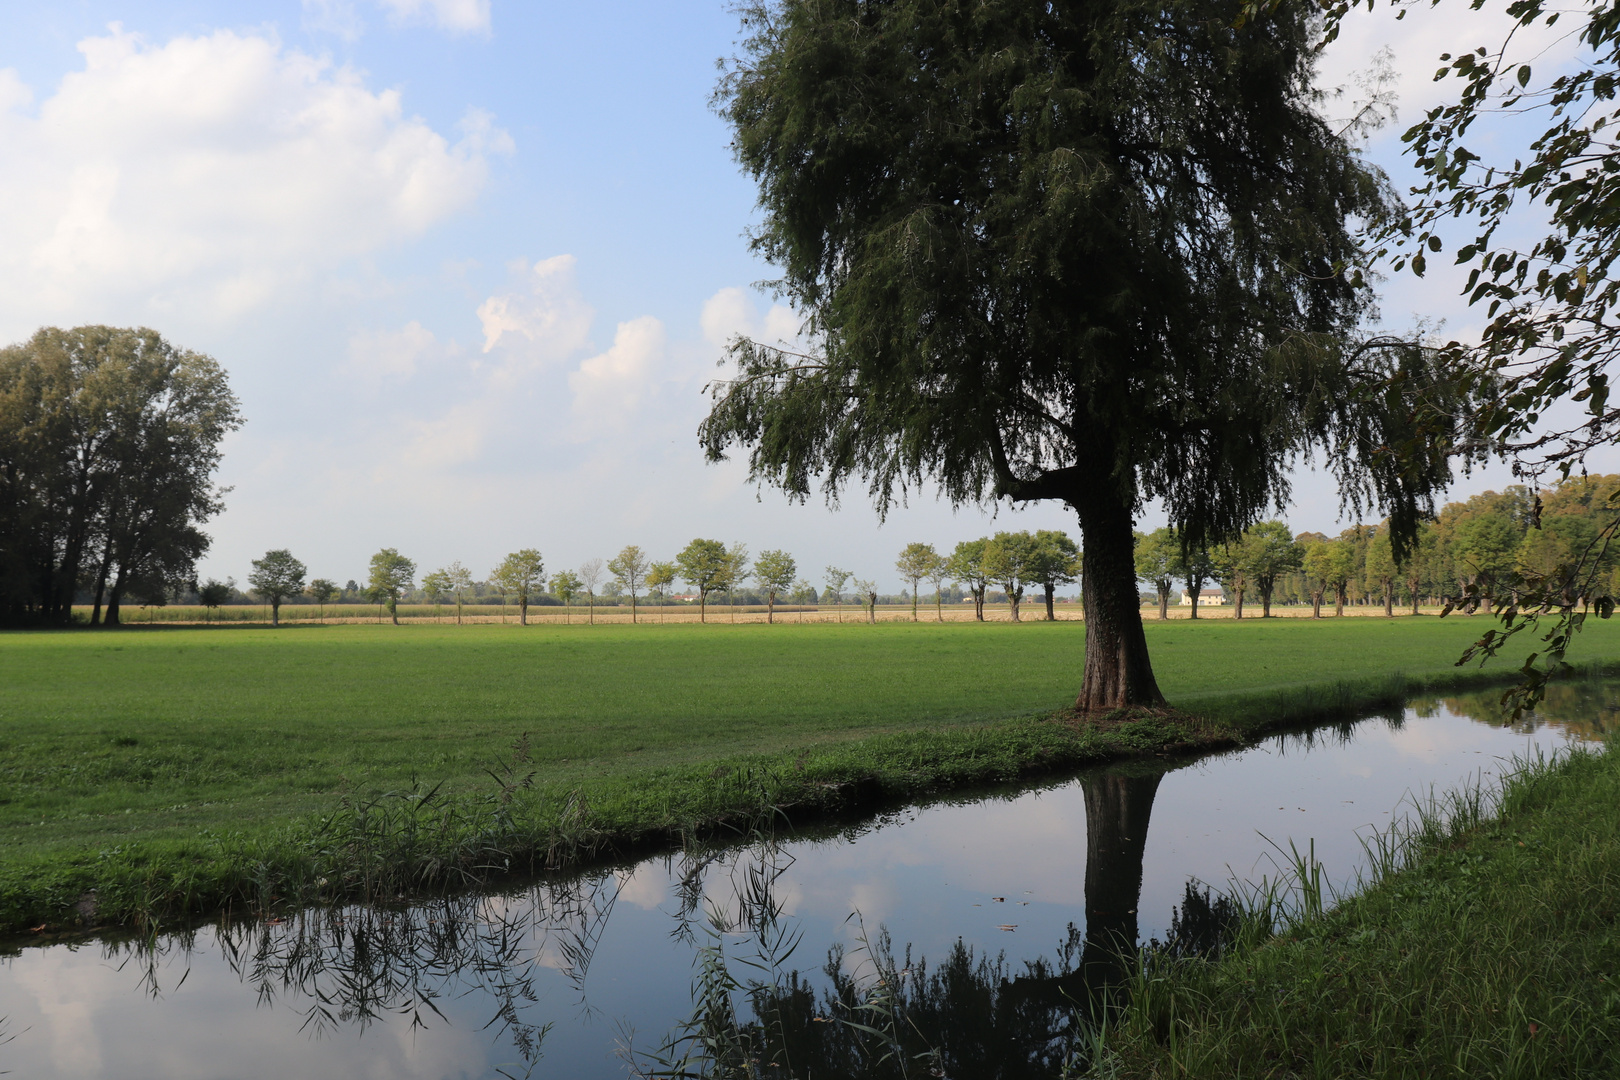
[1180,587,1226,606]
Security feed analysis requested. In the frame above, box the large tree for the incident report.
[0,326,240,626]
[702,0,1453,710]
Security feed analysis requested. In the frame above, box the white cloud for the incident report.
[347,319,445,380]
[569,315,667,418]
[475,255,594,358]
[377,0,492,34]
[701,286,802,351]
[301,0,366,41]
[0,25,505,331]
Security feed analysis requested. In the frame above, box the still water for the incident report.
[1,683,1614,1078]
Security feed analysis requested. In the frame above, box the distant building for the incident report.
[1180,587,1226,606]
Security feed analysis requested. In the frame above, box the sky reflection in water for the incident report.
[0,682,1612,1079]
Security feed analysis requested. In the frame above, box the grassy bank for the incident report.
[3,617,1617,934]
[1093,736,1620,1079]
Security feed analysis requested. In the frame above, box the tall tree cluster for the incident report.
[0,326,240,626]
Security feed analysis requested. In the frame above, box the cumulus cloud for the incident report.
[475,255,594,358]
[569,315,667,418]
[701,286,802,351]
[377,0,492,34]
[0,24,506,330]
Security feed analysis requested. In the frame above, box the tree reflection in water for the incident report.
[632,768,1209,1080]
[1432,679,1620,741]
[94,763,1230,1080]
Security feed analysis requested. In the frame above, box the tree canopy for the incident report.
[702,0,1458,708]
[0,325,240,626]
[247,549,306,627]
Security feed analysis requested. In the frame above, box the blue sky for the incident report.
[0,0,1594,590]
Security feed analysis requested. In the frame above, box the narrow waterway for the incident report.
[1,682,1613,1079]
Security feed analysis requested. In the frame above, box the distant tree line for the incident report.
[0,327,240,626]
[1132,475,1620,620]
[208,530,1086,627]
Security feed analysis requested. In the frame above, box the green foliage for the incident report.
[0,325,241,625]
[677,538,730,620]
[895,542,943,621]
[608,544,651,621]
[549,570,582,618]
[490,549,545,624]
[753,549,798,620]
[366,548,414,625]
[307,578,337,606]
[197,578,233,613]
[1135,528,1184,617]
[247,549,306,626]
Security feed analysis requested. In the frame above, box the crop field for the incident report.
[6,615,1620,864]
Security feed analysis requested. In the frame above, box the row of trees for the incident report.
[225,529,1089,628]
[1131,476,1620,621]
[0,327,239,626]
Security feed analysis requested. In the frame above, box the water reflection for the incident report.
[1433,679,1620,739]
[0,689,1603,1079]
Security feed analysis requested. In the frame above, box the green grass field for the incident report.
[4,615,1619,931]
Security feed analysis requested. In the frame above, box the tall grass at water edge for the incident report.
[1090,739,1620,1079]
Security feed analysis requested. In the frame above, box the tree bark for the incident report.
[520,597,528,626]
[1158,586,1169,620]
[271,599,280,627]
[767,592,775,624]
[1335,585,1346,616]
[1383,586,1393,617]
[1233,585,1245,620]
[1045,583,1057,621]
[1075,490,1167,712]
[1311,589,1322,618]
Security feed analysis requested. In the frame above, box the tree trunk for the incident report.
[1233,586,1245,620]
[911,584,918,622]
[768,593,775,624]
[699,593,706,623]
[1074,491,1167,712]
[867,594,877,624]
[1080,770,1163,988]
[1158,586,1169,621]
[1410,582,1421,615]
[520,597,528,626]
[271,599,280,627]
[89,543,114,626]
[1311,589,1322,618]
[631,591,638,624]
[1045,583,1057,621]
[1187,572,1204,620]
[389,597,399,625]
[1335,585,1346,616]
[1007,585,1021,622]
[1383,586,1393,617]
[1260,584,1273,618]
[105,563,128,626]
[975,588,984,621]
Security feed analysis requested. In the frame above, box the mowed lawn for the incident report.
[4,615,1617,856]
